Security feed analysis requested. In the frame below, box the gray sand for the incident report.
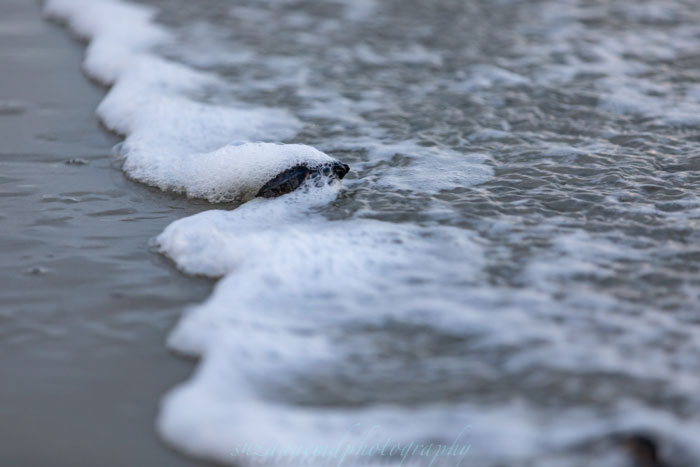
[0,1,216,465]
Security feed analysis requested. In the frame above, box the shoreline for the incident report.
[0,1,215,465]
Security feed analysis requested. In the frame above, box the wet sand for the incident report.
[0,1,216,465]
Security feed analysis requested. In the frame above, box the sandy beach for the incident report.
[0,1,214,465]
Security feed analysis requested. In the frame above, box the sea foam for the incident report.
[45,0,337,203]
[153,191,551,466]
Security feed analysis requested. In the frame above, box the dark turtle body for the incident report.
[256,161,350,198]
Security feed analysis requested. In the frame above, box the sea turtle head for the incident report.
[321,162,350,180]
[334,162,350,179]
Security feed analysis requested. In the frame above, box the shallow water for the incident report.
[0,1,214,465]
[40,0,700,465]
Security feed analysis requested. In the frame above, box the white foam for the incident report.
[45,0,168,84]
[154,187,700,465]
[153,193,592,465]
[45,0,337,203]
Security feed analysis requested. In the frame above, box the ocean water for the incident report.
[45,0,700,465]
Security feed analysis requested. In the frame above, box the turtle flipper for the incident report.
[256,165,312,198]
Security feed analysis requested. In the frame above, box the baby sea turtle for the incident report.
[256,161,350,198]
